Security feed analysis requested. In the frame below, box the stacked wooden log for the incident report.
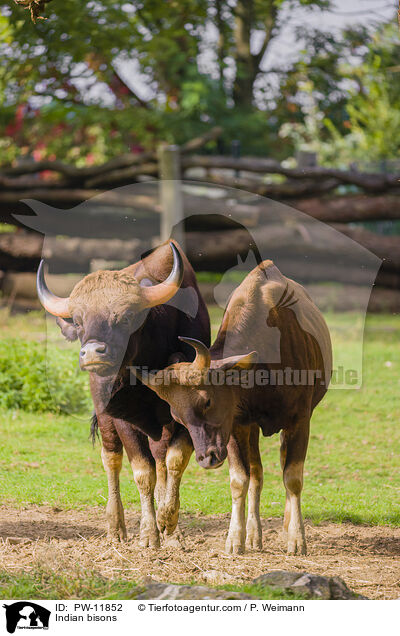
[1,129,400,311]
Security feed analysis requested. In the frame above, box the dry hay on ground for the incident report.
[0,505,399,600]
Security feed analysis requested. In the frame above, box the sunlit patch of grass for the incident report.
[0,312,398,526]
[0,567,135,600]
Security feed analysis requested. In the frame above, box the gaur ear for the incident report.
[56,317,78,342]
[211,351,258,371]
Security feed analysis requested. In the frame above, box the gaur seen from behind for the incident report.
[139,260,332,555]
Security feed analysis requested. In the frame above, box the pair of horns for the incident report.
[37,242,184,318]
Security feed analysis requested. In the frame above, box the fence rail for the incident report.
[1,129,400,302]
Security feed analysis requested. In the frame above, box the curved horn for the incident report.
[178,337,211,370]
[36,260,71,318]
[140,242,184,308]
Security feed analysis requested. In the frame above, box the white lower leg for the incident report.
[226,472,249,555]
[101,448,126,541]
[246,466,263,550]
[284,463,306,555]
[157,440,191,540]
[131,460,159,548]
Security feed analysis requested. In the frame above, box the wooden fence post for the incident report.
[296,150,318,169]
[157,144,185,249]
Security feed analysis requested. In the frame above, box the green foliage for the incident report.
[279,22,400,166]
[0,339,90,413]
[0,0,350,162]
[344,62,400,162]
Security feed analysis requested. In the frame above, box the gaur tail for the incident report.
[90,412,99,446]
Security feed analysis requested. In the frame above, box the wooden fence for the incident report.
[1,127,400,310]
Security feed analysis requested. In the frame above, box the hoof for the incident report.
[106,501,127,543]
[139,531,160,549]
[106,532,126,544]
[245,520,262,551]
[225,535,245,555]
[245,536,262,551]
[287,534,307,556]
[106,523,127,543]
[156,503,179,536]
[139,519,160,548]
[163,529,185,550]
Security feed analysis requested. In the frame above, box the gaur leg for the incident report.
[149,427,173,509]
[225,425,250,555]
[280,419,310,556]
[155,459,167,508]
[156,426,193,545]
[246,424,263,550]
[114,419,160,548]
[97,413,127,541]
[280,431,291,534]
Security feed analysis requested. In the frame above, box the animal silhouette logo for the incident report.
[213,252,259,308]
[3,602,50,634]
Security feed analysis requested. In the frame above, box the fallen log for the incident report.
[182,155,400,191]
[200,281,400,313]
[0,189,161,211]
[2,186,263,235]
[182,223,394,268]
[185,173,340,198]
[293,194,400,223]
[2,271,83,300]
[333,224,400,271]
[42,236,141,272]
[0,232,43,271]
[2,183,400,229]
[0,232,142,272]
[85,163,158,188]
[1,217,400,279]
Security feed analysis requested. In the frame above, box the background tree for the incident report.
[0,0,397,164]
[279,21,400,166]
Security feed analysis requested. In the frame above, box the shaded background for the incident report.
[0,0,399,313]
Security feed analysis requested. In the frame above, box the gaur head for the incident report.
[138,337,258,469]
[37,242,183,377]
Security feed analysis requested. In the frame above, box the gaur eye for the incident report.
[204,398,212,411]
[73,318,82,328]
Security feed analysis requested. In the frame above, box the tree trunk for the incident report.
[232,0,256,109]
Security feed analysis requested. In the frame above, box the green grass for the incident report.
[0,310,398,525]
[0,340,90,413]
[0,568,135,600]
[0,568,304,600]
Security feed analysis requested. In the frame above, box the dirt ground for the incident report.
[0,505,399,600]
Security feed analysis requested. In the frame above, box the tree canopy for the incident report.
[0,1,398,165]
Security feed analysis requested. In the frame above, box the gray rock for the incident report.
[134,582,253,600]
[253,570,367,600]
[329,576,367,600]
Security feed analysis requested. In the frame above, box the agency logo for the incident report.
[3,602,50,634]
